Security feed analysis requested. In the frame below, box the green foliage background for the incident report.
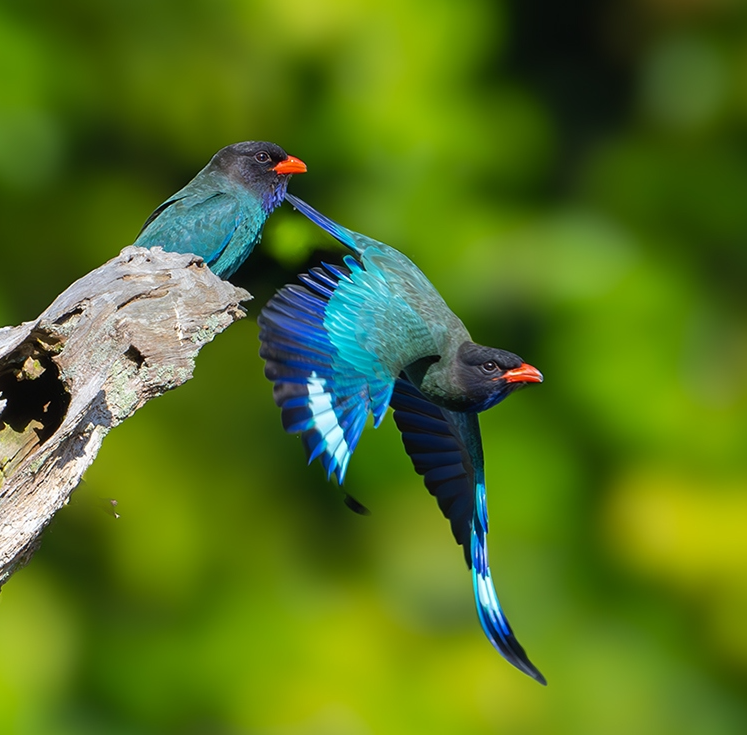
[2,1,747,733]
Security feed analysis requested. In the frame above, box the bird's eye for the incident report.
[254,151,270,163]
[481,360,498,373]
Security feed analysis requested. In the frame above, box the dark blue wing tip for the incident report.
[343,493,371,515]
[503,635,546,685]
[524,661,547,686]
[478,606,546,684]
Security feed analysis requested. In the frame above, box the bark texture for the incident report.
[0,246,250,587]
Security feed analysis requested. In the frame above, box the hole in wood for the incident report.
[0,345,71,475]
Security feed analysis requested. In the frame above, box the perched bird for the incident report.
[134,141,307,278]
[258,193,546,684]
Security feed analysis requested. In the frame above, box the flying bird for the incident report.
[134,141,307,278]
[258,193,546,684]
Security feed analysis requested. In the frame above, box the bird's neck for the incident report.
[407,354,472,411]
[261,178,290,214]
[204,167,288,216]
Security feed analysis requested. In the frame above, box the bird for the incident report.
[258,193,547,685]
[133,141,307,279]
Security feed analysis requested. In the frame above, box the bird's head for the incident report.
[212,141,307,213]
[453,341,543,412]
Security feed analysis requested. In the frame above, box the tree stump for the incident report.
[0,246,250,587]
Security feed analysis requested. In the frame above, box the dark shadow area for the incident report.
[0,344,71,445]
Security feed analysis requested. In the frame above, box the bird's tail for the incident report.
[258,261,393,485]
[285,193,384,256]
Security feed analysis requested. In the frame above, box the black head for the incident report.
[454,341,543,412]
[210,141,307,211]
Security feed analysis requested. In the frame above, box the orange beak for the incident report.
[273,155,307,175]
[503,362,544,384]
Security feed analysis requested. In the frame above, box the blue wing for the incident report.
[259,259,396,484]
[259,197,449,483]
[135,191,243,277]
[391,378,546,685]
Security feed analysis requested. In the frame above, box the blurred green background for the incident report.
[2,0,747,733]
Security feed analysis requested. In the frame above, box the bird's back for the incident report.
[285,193,468,371]
[135,167,267,278]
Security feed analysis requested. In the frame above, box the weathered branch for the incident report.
[0,246,250,587]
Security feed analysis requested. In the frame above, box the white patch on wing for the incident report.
[307,372,351,473]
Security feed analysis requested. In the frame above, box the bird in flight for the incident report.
[259,193,546,684]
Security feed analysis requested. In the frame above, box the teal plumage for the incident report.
[134,141,306,278]
[259,194,546,684]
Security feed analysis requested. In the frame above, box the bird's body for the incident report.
[259,194,546,684]
[134,141,306,278]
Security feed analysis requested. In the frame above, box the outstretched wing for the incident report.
[261,194,456,483]
[259,250,440,484]
[135,191,243,276]
[391,378,546,685]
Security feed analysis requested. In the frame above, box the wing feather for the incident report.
[135,192,243,276]
[391,378,546,685]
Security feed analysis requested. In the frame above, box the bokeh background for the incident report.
[2,0,747,733]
